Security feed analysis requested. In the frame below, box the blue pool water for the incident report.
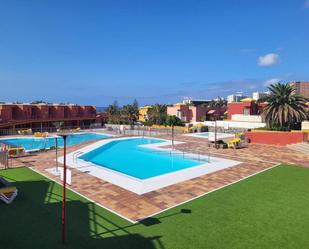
[79,138,202,179]
[0,133,110,151]
[196,132,209,137]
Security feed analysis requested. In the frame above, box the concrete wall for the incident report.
[231,114,263,122]
[166,105,179,117]
[167,105,226,123]
[55,106,65,118]
[167,105,192,122]
[84,106,96,116]
[227,102,251,119]
[227,102,263,119]
[37,105,49,119]
[301,121,309,130]
[246,131,308,146]
[0,105,13,122]
[0,104,96,123]
[205,120,266,129]
[195,106,208,122]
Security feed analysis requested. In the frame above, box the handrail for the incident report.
[73,151,84,163]
[149,149,210,162]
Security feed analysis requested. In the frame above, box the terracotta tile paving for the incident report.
[2,134,309,222]
[160,134,309,166]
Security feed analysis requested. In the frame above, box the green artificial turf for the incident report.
[1,165,309,249]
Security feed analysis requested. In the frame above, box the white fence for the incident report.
[205,120,266,129]
[105,124,183,136]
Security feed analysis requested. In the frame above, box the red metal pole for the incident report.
[215,117,217,149]
[55,137,58,172]
[61,135,68,244]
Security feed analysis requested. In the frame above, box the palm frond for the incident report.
[262,82,309,129]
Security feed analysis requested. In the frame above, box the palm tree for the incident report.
[202,98,227,108]
[215,98,227,108]
[260,83,309,129]
[121,103,139,126]
[165,115,182,148]
[147,104,167,125]
[106,101,120,124]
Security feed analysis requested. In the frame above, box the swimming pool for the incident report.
[62,136,241,194]
[0,133,110,151]
[79,138,202,179]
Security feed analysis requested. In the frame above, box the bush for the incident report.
[253,126,290,131]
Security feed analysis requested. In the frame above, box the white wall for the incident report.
[301,121,309,130]
[231,114,263,123]
[205,120,266,129]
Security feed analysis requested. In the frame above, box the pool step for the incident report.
[287,142,309,154]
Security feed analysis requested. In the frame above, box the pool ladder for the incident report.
[73,151,84,163]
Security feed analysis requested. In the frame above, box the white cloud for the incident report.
[264,78,280,87]
[305,0,309,8]
[258,53,279,66]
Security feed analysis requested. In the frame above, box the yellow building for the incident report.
[138,106,153,122]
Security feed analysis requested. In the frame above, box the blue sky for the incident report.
[0,0,309,106]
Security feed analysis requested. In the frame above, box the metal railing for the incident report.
[0,124,105,136]
[73,151,84,163]
[0,152,9,169]
[6,137,54,152]
[0,143,9,169]
[105,125,184,137]
[150,149,211,163]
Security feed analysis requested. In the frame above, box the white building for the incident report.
[182,97,211,106]
[252,91,269,101]
[227,92,246,103]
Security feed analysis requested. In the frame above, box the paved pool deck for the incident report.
[3,134,309,222]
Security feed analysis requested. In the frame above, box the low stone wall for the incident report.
[245,131,308,146]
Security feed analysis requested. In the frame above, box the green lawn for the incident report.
[1,165,309,249]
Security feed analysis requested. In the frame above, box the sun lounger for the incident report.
[34,132,49,137]
[0,186,18,204]
[227,138,241,148]
[8,147,25,156]
[34,132,43,137]
[227,138,248,149]
[0,178,18,204]
[18,129,33,135]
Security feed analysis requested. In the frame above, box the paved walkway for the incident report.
[166,134,309,167]
[4,134,307,222]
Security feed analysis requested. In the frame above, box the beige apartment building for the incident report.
[289,81,309,98]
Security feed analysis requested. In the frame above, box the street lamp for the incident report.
[58,133,69,244]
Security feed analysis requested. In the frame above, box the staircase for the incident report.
[287,142,309,154]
